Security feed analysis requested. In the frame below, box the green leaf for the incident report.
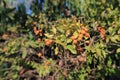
[114,35,120,41]
[110,36,117,42]
[85,46,96,53]
[44,33,54,38]
[7,13,14,20]
[38,41,45,47]
[55,47,59,55]
[102,50,107,58]
[96,48,102,57]
[107,60,112,67]
[66,39,72,44]
[22,52,27,58]
[7,26,17,33]
[57,27,65,33]
[55,40,66,48]
[26,40,38,48]
[52,27,57,34]
[21,47,27,58]
[91,47,96,53]
[28,32,33,40]
[66,45,77,54]
[85,46,91,51]
[117,48,120,53]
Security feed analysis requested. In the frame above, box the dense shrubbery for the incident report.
[0,0,120,80]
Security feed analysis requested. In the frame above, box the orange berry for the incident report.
[73,40,78,44]
[77,34,83,41]
[81,26,88,32]
[45,41,52,46]
[2,34,8,39]
[98,27,106,39]
[39,33,42,36]
[38,38,41,43]
[46,61,51,65]
[101,31,105,35]
[34,30,39,35]
[39,30,42,33]
[85,33,90,37]
[100,29,106,36]
[49,39,53,43]
[79,34,83,37]
[37,52,42,57]
[77,46,83,52]
[44,39,53,46]
[45,42,50,46]
[98,27,104,31]
[98,27,105,32]
[80,30,86,35]
[70,36,76,40]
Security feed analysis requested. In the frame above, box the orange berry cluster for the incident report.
[97,26,106,40]
[44,39,53,46]
[2,33,8,39]
[33,26,43,36]
[37,52,42,58]
[77,46,83,52]
[80,26,90,38]
[70,26,90,45]
[33,22,43,43]
[33,25,53,46]
[43,61,51,69]
[70,26,90,53]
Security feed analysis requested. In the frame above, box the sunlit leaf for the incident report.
[66,45,77,54]
[73,31,79,38]
[66,39,72,44]
[21,47,27,58]
[44,33,54,38]
[52,27,57,34]
[96,48,102,57]
[117,48,120,53]
[55,47,59,55]
[7,26,17,33]
[57,27,65,33]
[60,35,66,42]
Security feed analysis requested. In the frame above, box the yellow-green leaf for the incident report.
[96,48,102,57]
[55,47,59,55]
[117,48,120,53]
[66,45,77,54]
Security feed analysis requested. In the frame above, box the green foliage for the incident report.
[0,0,120,80]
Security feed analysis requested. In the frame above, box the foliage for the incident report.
[0,0,120,80]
